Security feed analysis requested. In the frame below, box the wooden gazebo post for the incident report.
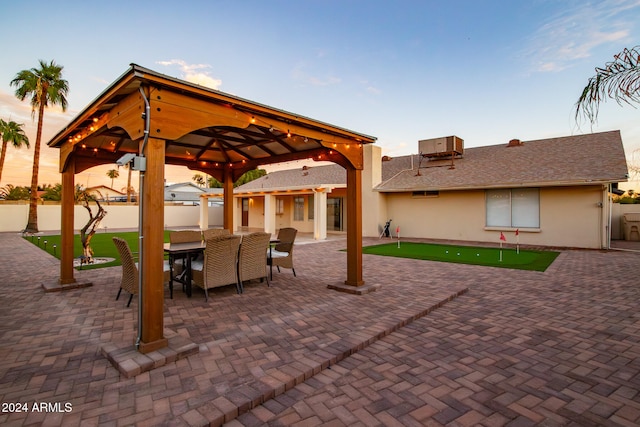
[138,136,167,353]
[344,166,364,286]
[223,169,234,232]
[59,163,77,284]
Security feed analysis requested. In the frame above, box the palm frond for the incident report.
[575,45,640,123]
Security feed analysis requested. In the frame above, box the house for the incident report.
[234,130,629,249]
[85,185,127,202]
[164,182,223,205]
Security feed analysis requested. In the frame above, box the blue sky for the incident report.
[1,0,639,189]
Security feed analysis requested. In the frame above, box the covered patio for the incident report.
[47,64,376,353]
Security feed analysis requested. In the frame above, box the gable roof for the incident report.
[164,182,223,202]
[164,182,207,193]
[86,185,125,195]
[375,131,629,192]
[236,164,346,192]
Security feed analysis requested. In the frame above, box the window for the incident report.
[412,190,439,198]
[294,196,304,221]
[486,188,539,228]
[308,195,314,220]
[276,198,284,215]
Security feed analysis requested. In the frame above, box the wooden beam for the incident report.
[60,163,76,284]
[138,137,168,353]
[223,169,234,231]
[344,166,364,286]
[149,88,250,141]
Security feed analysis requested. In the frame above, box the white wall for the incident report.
[612,203,640,240]
[0,203,223,232]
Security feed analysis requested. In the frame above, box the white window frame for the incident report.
[486,188,540,229]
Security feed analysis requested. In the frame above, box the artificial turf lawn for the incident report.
[23,231,172,270]
[362,242,560,271]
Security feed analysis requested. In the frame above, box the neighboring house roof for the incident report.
[165,182,222,202]
[236,164,346,192]
[87,185,125,195]
[235,131,629,193]
[86,186,126,200]
[376,130,629,192]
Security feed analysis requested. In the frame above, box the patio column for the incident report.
[264,194,276,235]
[223,170,234,232]
[313,189,327,240]
[60,163,76,284]
[138,136,167,353]
[344,167,364,286]
[199,196,208,231]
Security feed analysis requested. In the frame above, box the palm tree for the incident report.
[11,60,69,233]
[106,169,119,189]
[575,45,640,123]
[0,119,30,183]
[192,173,205,187]
[118,163,134,203]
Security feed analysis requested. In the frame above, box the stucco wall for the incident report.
[0,203,223,232]
[381,185,608,248]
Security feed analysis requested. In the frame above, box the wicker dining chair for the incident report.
[113,237,171,306]
[169,229,203,279]
[270,227,298,277]
[202,228,230,240]
[191,234,242,301]
[237,232,271,292]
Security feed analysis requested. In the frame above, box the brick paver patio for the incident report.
[1,232,639,426]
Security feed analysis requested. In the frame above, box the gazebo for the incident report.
[47,64,376,353]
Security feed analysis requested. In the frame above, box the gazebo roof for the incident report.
[48,64,376,180]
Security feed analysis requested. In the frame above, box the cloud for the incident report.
[291,63,342,87]
[156,59,222,89]
[524,0,639,72]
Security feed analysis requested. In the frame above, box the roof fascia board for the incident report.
[374,179,627,192]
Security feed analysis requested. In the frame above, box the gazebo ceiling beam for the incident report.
[194,137,217,161]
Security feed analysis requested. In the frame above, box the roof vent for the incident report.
[302,165,309,170]
[382,155,392,161]
[507,139,524,147]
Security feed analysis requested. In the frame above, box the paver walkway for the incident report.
[0,232,639,426]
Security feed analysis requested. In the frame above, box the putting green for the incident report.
[362,242,559,271]
[23,231,172,270]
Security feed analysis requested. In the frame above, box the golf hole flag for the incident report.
[396,226,400,248]
[499,232,505,261]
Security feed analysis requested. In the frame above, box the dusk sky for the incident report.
[1,0,639,191]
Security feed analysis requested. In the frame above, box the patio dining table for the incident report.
[164,241,206,297]
[268,239,280,280]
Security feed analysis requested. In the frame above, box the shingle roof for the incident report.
[235,164,346,191]
[235,131,629,193]
[375,131,629,192]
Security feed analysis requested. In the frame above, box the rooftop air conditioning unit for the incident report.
[419,136,464,158]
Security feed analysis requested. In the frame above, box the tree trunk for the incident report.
[25,99,46,233]
[0,139,8,183]
[80,197,107,264]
